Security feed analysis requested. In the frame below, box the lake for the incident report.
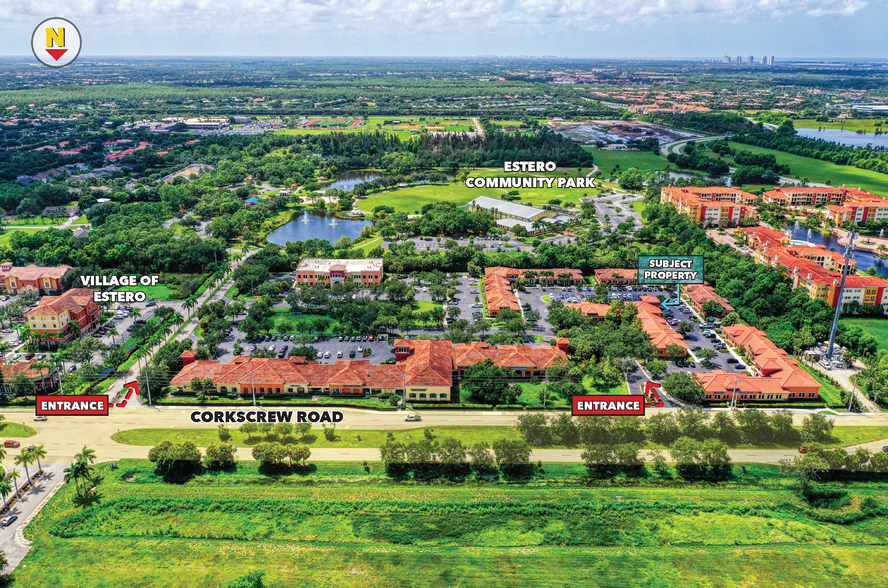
[789,226,888,278]
[795,128,888,149]
[324,171,385,191]
[266,211,372,246]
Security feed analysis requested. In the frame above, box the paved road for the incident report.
[0,463,66,569]
[2,406,887,468]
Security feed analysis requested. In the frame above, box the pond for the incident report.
[795,128,888,149]
[266,211,372,246]
[789,226,888,278]
[323,171,385,191]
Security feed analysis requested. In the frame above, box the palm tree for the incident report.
[63,461,91,494]
[0,480,11,505]
[66,320,81,341]
[171,312,185,328]
[75,446,97,464]
[7,470,20,497]
[15,451,32,482]
[30,445,47,474]
[183,298,197,319]
[108,326,119,345]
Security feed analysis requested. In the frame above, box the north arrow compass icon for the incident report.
[31,17,81,68]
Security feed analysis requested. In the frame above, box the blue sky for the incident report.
[1,0,884,59]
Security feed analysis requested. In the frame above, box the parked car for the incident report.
[323,350,331,358]
[337,350,343,358]
[349,350,356,358]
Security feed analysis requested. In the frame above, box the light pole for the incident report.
[826,231,856,368]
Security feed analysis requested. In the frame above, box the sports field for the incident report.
[16,460,888,587]
[279,117,477,140]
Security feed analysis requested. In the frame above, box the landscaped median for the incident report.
[0,422,38,437]
[111,424,888,451]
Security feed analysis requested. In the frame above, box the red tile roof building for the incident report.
[762,186,883,208]
[683,284,735,317]
[484,267,583,316]
[0,359,59,393]
[0,262,72,295]
[695,324,821,403]
[660,186,758,227]
[26,288,101,341]
[594,268,638,285]
[170,339,568,403]
[293,258,383,287]
[736,227,888,309]
[567,299,688,358]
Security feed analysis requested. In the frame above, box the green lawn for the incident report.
[269,308,343,335]
[15,459,888,587]
[112,423,888,451]
[357,168,601,214]
[354,235,383,254]
[0,422,37,437]
[71,215,90,225]
[3,217,67,226]
[794,118,887,133]
[720,142,888,197]
[841,317,888,354]
[114,283,178,302]
[583,146,670,175]
[0,228,43,246]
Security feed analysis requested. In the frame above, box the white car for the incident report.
[357,346,363,353]
[405,414,421,422]
[324,350,331,358]
[337,350,343,358]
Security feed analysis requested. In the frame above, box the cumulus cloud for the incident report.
[0,0,873,54]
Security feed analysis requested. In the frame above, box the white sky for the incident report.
[0,0,884,58]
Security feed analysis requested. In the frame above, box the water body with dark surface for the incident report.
[789,226,888,278]
[795,128,888,149]
[324,171,385,191]
[266,211,372,246]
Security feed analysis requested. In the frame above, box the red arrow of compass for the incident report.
[45,48,68,61]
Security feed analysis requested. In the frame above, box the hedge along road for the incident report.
[1,406,887,466]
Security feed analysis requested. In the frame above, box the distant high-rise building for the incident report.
[723,55,731,64]
[748,55,754,64]
[761,55,768,65]
[768,55,775,65]
[736,55,742,64]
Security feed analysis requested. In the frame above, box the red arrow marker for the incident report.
[45,48,68,61]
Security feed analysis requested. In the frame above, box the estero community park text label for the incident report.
[637,255,704,284]
[190,409,344,424]
[36,395,109,416]
[572,395,645,416]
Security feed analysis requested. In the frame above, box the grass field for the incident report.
[3,217,67,226]
[720,142,888,197]
[0,422,37,437]
[269,308,343,335]
[115,283,178,302]
[357,168,601,214]
[794,118,887,133]
[354,235,383,253]
[105,416,888,452]
[15,459,888,587]
[583,147,670,175]
[841,316,888,354]
[0,228,42,246]
[71,215,90,225]
[279,117,477,141]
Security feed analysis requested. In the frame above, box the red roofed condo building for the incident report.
[293,258,383,287]
[26,288,101,341]
[762,186,884,208]
[170,340,567,403]
[660,186,758,227]
[695,324,820,403]
[0,262,72,295]
[567,299,688,358]
[594,268,638,285]
[683,284,735,317]
[484,267,582,316]
[736,226,888,309]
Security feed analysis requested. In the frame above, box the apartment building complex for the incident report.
[484,266,583,316]
[762,186,879,207]
[695,324,820,403]
[171,339,568,403]
[25,288,101,341]
[660,186,758,227]
[737,226,888,309]
[594,268,638,285]
[683,284,736,317]
[293,258,384,287]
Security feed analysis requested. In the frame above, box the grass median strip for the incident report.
[112,424,888,450]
